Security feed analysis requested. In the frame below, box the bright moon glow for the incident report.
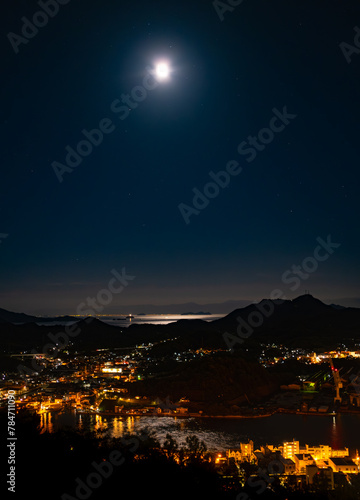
[156,62,170,80]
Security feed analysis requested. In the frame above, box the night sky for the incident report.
[1,0,360,315]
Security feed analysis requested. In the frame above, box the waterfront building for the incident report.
[227,440,254,463]
[282,440,300,460]
[227,440,356,477]
[227,449,242,462]
[240,440,254,461]
[328,457,358,473]
[280,440,348,461]
[301,444,349,460]
[294,454,315,474]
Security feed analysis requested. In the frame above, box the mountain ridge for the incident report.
[0,295,356,319]
[0,307,77,324]
[1,295,359,353]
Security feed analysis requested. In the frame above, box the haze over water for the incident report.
[35,314,225,327]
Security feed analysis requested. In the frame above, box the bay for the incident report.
[40,411,360,457]
[34,314,224,328]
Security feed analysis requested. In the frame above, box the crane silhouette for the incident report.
[329,357,342,403]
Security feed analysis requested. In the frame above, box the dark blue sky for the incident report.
[1,0,360,314]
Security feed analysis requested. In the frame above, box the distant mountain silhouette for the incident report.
[0,307,76,324]
[330,303,347,310]
[1,295,359,353]
[212,294,360,349]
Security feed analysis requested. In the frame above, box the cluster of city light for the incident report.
[306,350,360,364]
[227,440,359,475]
[101,367,122,373]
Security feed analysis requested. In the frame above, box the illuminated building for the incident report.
[294,454,315,474]
[283,440,300,460]
[102,367,122,373]
[240,440,254,461]
[226,439,357,477]
[227,441,254,463]
[227,449,242,462]
[282,441,348,462]
[328,457,358,473]
[301,444,348,460]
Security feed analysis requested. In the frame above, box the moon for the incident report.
[155,62,170,80]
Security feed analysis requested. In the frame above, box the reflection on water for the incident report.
[101,314,224,327]
[40,412,54,434]
[38,412,235,450]
[94,415,244,450]
[95,414,107,433]
[36,315,225,329]
[113,417,124,437]
[328,414,344,451]
[38,411,360,454]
